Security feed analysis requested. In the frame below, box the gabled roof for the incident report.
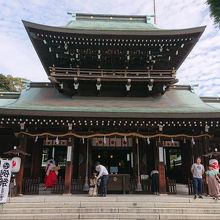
[0,83,219,118]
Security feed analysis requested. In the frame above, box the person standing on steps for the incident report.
[191,157,205,199]
[95,162,109,197]
[44,159,60,189]
[150,168,159,195]
[206,165,220,200]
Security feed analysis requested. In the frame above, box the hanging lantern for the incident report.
[103,136,106,144]
[191,137,195,145]
[205,125,209,132]
[147,137,150,145]
[12,157,21,173]
[82,138,85,144]
[171,138,174,144]
[158,125,163,132]
[68,123,73,131]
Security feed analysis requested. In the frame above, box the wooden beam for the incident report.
[16,134,27,195]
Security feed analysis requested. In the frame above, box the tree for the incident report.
[0,74,29,92]
[207,0,220,27]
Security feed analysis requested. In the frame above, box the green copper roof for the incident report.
[66,20,158,31]
[65,13,158,31]
[207,103,220,109]
[0,84,219,118]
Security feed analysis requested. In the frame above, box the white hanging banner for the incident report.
[67,146,72,162]
[0,159,12,204]
[159,147,164,162]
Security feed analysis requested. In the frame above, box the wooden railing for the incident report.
[187,179,207,195]
[21,177,177,195]
[22,178,40,195]
[49,66,174,81]
[51,178,64,194]
[71,178,85,193]
[166,178,177,194]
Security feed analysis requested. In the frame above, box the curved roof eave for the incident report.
[0,84,219,118]
[0,108,219,119]
[22,20,206,36]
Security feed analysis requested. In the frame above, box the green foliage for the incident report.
[207,0,220,27]
[0,74,29,92]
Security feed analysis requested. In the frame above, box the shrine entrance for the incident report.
[90,137,134,174]
[89,137,134,193]
[40,145,67,182]
[92,148,133,174]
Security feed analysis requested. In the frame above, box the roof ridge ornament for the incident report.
[146,15,155,24]
[67,12,76,21]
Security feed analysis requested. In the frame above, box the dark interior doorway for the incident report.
[92,147,133,174]
[165,147,183,183]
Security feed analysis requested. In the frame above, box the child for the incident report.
[88,172,98,197]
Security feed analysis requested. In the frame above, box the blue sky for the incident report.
[0,0,219,97]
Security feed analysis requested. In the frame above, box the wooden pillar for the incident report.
[181,140,191,180]
[158,146,166,193]
[78,139,86,179]
[64,138,74,194]
[30,139,42,178]
[203,136,210,168]
[139,139,147,174]
[16,134,27,195]
[135,137,142,192]
[83,139,89,191]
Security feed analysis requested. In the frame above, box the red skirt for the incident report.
[44,171,57,188]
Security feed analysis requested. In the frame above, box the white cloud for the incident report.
[0,35,45,81]
[0,0,219,96]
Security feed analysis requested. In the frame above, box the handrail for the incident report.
[49,66,175,80]
[49,66,173,73]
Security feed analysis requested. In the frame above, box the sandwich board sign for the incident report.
[0,159,12,203]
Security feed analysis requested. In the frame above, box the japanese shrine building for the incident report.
[0,13,220,195]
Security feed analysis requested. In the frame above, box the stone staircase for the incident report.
[1,195,220,219]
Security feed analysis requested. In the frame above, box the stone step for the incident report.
[3,195,220,220]
[2,207,220,214]
[1,213,220,220]
[4,201,220,209]
[7,196,220,203]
